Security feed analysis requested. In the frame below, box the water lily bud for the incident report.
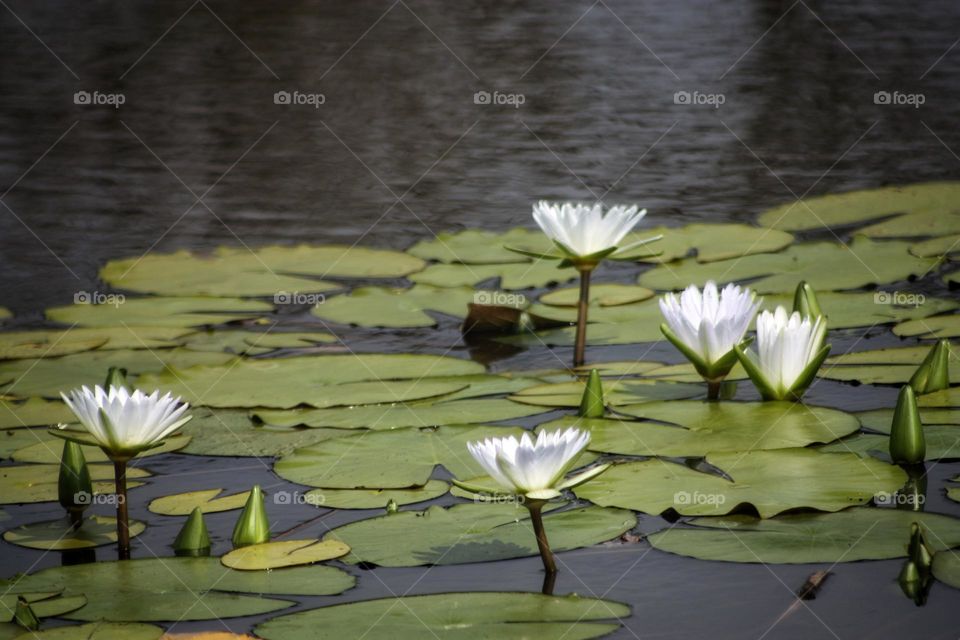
[908,340,950,395]
[792,281,823,319]
[174,507,211,556]
[897,560,927,605]
[578,369,605,418]
[232,485,270,548]
[104,367,132,391]
[14,597,39,631]
[908,522,934,570]
[385,499,399,515]
[889,386,926,464]
[58,441,92,525]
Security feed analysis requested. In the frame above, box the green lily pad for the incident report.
[894,315,960,339]
[539,284,654,307]
[407,228,554,264]
[761,291,958,330]
[857,407,960,432]
[0,337,107,360]
[637,237,937,293]
[0,308,10,320]
[180,330,337,355]
[0,348,234,398]
[858,209,960,238]
[0,398,75,428]
[47,297,272,328]
[179,409,349,457]
[275,425,528,489]
[0,328,194,360]
[819,426,960,461]
[648,508,960,563]
[932,551,960,590]
[0,464,149,504]
[12,432,190,464]
[0,593,86,623]
[912,234,960,258]
[0,428,53,459]
[544,401,858,457]
[572,361,665,377]
[947,270,960,286]
[255,592,628,640]
[255,398,545,430]
[4,557,355,622]
[509,379,703,407]
[222,539,351,570]
[919,387,960,408]
[756,182,960,231]
[617,223,794,263]
[148,488,252,516]
[410,261,575,290]
[947,487,960,504]
[821,345,959,384]
[304,481,449,509]
[137,353,484,409]
[3,515,145,550]
[7,622,164,640]
[324,502,635,566]
[643,362,748,383]
[312,285,475,328]
[576,448,904,518]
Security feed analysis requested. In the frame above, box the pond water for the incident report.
[1,1,960,638]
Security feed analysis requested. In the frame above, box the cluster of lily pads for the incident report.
[0,182,959,638]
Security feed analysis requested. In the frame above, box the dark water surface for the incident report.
[2,1,960,638]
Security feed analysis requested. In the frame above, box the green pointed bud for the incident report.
[909,340,950,395]
[792,281,823,319]
[231,485,270,548]
[385,499,399,515]
[58,441,92,525]
[578,369,605,418]
[174,507,211,556]
[889,386,926,464]
[104,366,132,391]
[908,522,934,570]
[14,597,39,631]
[898,560,923,602]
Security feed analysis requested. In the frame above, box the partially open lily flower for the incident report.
[59,385,191,459]
[531,201,651,263]
[735,306,831,401]
[660,281,761,395]
[456,427,608,501]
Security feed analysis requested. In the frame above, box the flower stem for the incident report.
[113,459,130,560]
[528,502,557,575]
[573,267,593,368]
[707,380,722,401]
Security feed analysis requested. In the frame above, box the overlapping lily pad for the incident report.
[637,237,937,293]
[919,387,960,407]
[761,291,958,330]
[3,515,145,550]
[409,261,575,290]
[407,228,553,264]
[12,432,190,464]
[304,481,449,509]
[180,330,336,355]
[0,398,75,428]
[324,502,635,566]
[932,551,960,590]
[0,327,192,361]
[312,285,474,328]
[576,448,903,518]
[617,223,793,263]
[255,592,628,640]
[648,508,960,563]
[0,592,87,623]
[820,426,960,461]
[912,234,960,258]
[539,284,654,307]
[179,409,349,457]
[148,489,251,516]
[46,297,272,328]
[0,464,149,504]
[509,379,703,407]
[221,539,350,570]
[3,557,355,622]
[821,345,959,384]
[857,407,960,432]
[6,623,164,639]
[894,315,960,339]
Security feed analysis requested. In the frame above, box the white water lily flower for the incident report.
[736,306,831,401]
[532,201,649,260]
[459,427,608,501]
[659,281,761,379]
[60,385,192,457]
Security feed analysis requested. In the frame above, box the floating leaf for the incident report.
[3,515,145,550]
[47,297,272,328]
[149,489,252,516]
[761,291,958,330]
[648,508,960,563]
[894,315,960,339]
[576,449,903,518]
[0,464,148,504]
[821,345,959,384]
[637,237,937,293]
[9,622,164,639]
[0,593,86,623]
[911,234,960,258]
[312,285,474,328]
[137,354,484,409]
[0,398,76,429]
[918,387,960,408]
[324,502,635,566]
[819,426,960,461]
[932,551,960,590]
[509,379,702,408]
[4,557,355,622]
[255,592,628,640]
[858,209,960,238]
[539,284,654,307]
[409,261,575,290]
[13,433,190,464]
[275,425,528,489]
[857,407,960,432]
[0,336,107,360]
[179,409,349,457]
[407,228,554,264]
[617,223,793,263]
[221,540,350,570]
[643,362,747,383]
[303,481,449,509]
[180,330,336,355]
